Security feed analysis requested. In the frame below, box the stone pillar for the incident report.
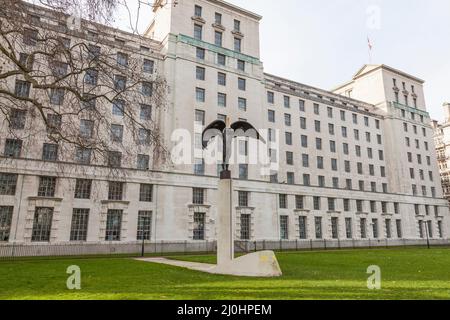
[217,174,234,266]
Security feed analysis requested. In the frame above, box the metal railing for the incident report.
[0,238,449,261]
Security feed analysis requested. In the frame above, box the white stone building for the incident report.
[0,0,448,249]
[432,103,450,205]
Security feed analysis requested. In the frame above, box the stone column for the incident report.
[217,174,234,266]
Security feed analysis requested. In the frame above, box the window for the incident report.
[287,172,295,185]
[215,12,222,24]
[300,117,307,129]
[139,184,153,202]
[0,173,17,196]
[84,68,98,85]
[9,109,26,130]
[301,135,308,148]
[194,5,202,17]
[112,99,125,116]
[303,174,310,186]
[195,66,206,81]
[78,119,94,138]
[327,107,333,118]
[70,209,89,241]
[217,72,227,86]
[279,194,287,209]
[331,217,339,239]
[217,93,227,107]
[280,216,289,240]
[193,212,206,240]
[314,120,321,132]
[194,24,202,40]
[108,181,124,201]
[299,216,307,239]
[313,103,320,115]
[284,114,291,126]
[319,176,326,188]
[75,148,91,165]
[267,91,274,104]
[74,179,92,199]
[15,80,31,98]
[295,195,304,210]
[214,31,223,47]
[110,125,124,142]
[385,219,392,238]
[239,164,248,180]
[143,59,154,73]
[193,188,205,205]
[330,140,336,153]
[299,100,305,112]
[137,211,152,241]
[142,82,153,97]
[117,52,128,66]
[138,128,151,145]
[240,214,251,240]
[316,138,322,150]
[105,209,122,241]
[284,96,290,108]
[238,191,249,207]
[372,219,379,238]
[302,154,309,167]
[38,176,56,197]
[23,28,38,46]
[0,206,13,241]
[234,38,241,52]
[238,97,247,111]
[137,154,150,170]
[328,198,336,211]
[352,113,358,124]
[356,200,363,212]
[237,60,245,71]
[238,78,246,91]
[234,19,241,32]
[360,218,367,239]
[313,196,321,210]
[315,217,323,239]
[286,151,294,165]
[196,47,205,60]
[217,53,226,66]
[196,88,205,102]
[194,158,205,175]
[31,207,53,242]
[438,221,443,238]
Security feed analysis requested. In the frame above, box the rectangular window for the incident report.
[299,216,307,239]
[193,212,205,240]
[0,173,18,196]
[279,194,287,209]
[280,216,289,240]
[137,211,152,241]
[237,60,245,71]
[142,82,153,96]
[267,91,274,104]
[239,164,248,180]
[295,195,304,210]
[117,52,128,66]
[194,5,202,17]
[0,206,13,242]
[38,176,56,197]
[107,151,122,168]
[196,88,205,102]
[315,217,323,239]
[438,221,443,238]
[238,78,246,91]
[238,97,247,111]
[139,184,153,202]
[372,219,379,238]
[143,59,154,73]
[75,147,92,165]
[137,154,150,170]
[345,218,352,239]
[194,158,205,175]
[196,47,205,60]
[4,139,22,158]
[217,53,226,66]
[31,207,53,242]
[84,68,98,85]
[360,218,367,239]
[112,99,125,116]
[15,80,31,98]
[80,119,94,138]
[194,24,202,40]
[10,109,26,129]
[331,217,339,239]
[215,12,222,24]
[108,181,124,201]
[234,37,241,52]
[74,179,92,199]
[234,19,241,32]
[238,191,249,207]
[42,143,58,161]
[313,196,321,210]
[70,209,89,241]
[196,66,205,80]
[299,99,305,112]
[105,209,122,241]
[193,188,205,205]
[240,214,251,240]
[214,31,223,47]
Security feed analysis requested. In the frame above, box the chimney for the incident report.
[444,102,450,122]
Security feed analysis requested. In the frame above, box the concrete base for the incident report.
[212,250,282,277]
[137,250,282,278]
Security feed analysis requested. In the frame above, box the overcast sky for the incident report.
[114,0,450,121]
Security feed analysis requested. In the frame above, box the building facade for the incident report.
[0,0,448,247]
[432,103,450,205]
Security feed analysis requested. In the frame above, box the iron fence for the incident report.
[0,238,449,261]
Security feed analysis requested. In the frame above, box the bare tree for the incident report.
[0,0,170,177]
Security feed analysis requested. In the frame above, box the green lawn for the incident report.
[0,248,449,300]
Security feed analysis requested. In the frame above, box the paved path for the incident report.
[136,257,217,273]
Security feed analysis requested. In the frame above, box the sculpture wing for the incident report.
[231,121,266,144]
[202,120,226,149]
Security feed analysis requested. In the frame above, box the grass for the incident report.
[0,248,449,300]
